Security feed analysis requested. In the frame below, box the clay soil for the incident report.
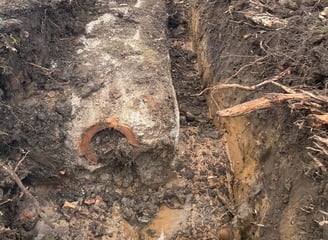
[0,0,327,240]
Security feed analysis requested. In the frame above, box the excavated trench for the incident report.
[0,0,327,240]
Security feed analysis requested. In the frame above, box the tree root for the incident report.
[0,161,41,217]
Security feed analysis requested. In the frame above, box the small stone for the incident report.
[113,175,123,187]
[47,91,56,98]
[183,167,194,180]
[190,108,202,116]
[249,182,263,197]
[55,100,72,117]
[203,131,219,139]
[122,174,134,188]
[112,91,122,99]
[217,226,234,240]
[185,111,196,122]
[142,195,149,202]
[319,7,328,20]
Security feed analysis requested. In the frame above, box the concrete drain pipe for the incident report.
[67,0,179,186]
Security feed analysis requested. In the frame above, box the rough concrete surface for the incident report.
[66,0,179,184]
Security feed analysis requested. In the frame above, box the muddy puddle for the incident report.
[141,204,190,239]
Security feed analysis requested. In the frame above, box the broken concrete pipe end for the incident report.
[77,117,139,165]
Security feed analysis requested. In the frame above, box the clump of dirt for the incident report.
[90,129,135,166]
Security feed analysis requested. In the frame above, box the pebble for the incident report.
[185,111,196,122]
[204,131,220,139]
[190,108,202,116]
[55,100,72,117]
[183,167,194,180]
[217,226,234,240]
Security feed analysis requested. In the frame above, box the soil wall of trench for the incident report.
[190,1,328,239]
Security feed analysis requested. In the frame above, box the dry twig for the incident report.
[14,151,29,172]
[27,62,55,76]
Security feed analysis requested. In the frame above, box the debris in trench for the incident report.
[307,134,328,173]
[217,225,235,240]
[83,195,104,206]
[319,7,328,20]
[77,117,138,164]
[214,76,327,124]
[62,201,77,209]
[244,11,288,29]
